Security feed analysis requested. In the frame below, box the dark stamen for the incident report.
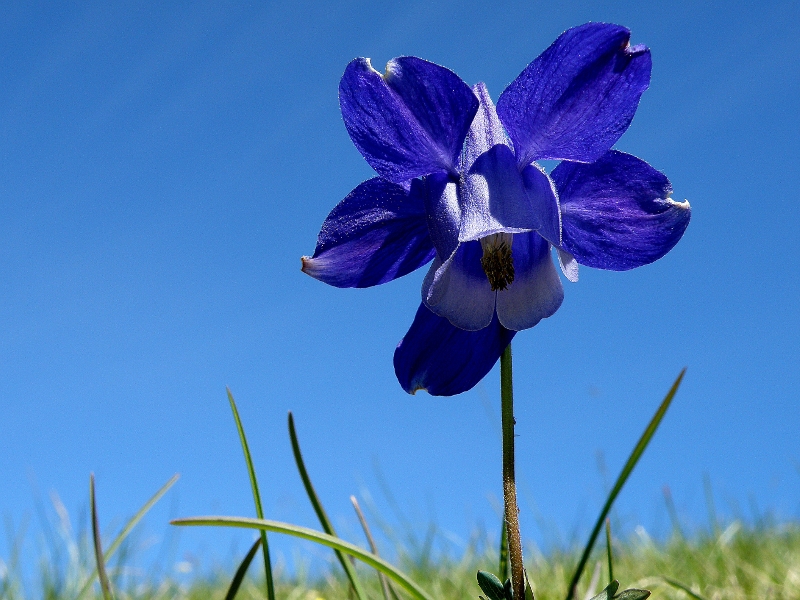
[481,240,515,291]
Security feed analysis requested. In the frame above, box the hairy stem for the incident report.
[501,343,524,599]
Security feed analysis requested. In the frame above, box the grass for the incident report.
[5,374,797,599]
[2,509,800,599]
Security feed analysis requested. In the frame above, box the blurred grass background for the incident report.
[3,493,799,599]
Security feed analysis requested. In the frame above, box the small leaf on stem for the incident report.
[477,571,506,600]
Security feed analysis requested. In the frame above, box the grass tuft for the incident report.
[4,512,798,599]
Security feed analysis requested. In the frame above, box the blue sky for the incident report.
[2,0,799,581]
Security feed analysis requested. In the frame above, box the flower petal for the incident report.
[462,83,511,165]
[557,248,579,282]
[496,232,564,330]
[458,84,539,242]
[394,303,515,396]
[339,57,479,183]
[302,178,435,287]
[422,241,496,331]
[497,23,652,165]
[417,173,461,261]
[553,151,691,270]
[460,145,539,241]
[521,163,561,245]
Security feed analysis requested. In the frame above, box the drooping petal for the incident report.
[552,151,691,270]
[496,232,564,330]
[497,23,652,166]
[521,163,561,245]
[339,57,479,183]
[394,303,515,396]
[422,241,496,331]
[302,178,435,287]
[458,84,539,242]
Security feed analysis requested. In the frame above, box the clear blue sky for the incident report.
[2,0,798,581]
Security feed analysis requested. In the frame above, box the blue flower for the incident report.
[302,23,691,396]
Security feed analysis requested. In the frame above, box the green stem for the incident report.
[501,343,524,600]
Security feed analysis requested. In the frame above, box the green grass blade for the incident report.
[225,536,262,600]
[76,473,178,600]
[523,569,534,600]
[172,515,435,600]
[662,485,684,539]
[703,472,718,535]
[351,495,394,600]
[227,388,275,600]
[0,517,25,598]
[288,411,367,600]
[659,577,708,600]
[89,475,114,600]
[605,518,613,584]
[565,369,686,600]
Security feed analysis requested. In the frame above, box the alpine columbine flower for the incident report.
[302,23,691,396]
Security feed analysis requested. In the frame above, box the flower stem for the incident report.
[500,343,524,600]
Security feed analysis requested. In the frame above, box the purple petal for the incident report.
[422,241,496,331]
[462,83,511,166]
[460,145,539,241]
[417,173,461,261]
[497,23,652,165]
[422,86,541,262]
[394,303,515,396]
[553,151,691,270]
[458,84,539,242]
[339,57,479,183]
[302,178,435,287]
[521,163,561,245]
[496,232,564,330]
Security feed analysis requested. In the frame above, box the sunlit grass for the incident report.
[2,511,799,599]
[5,376,797,599]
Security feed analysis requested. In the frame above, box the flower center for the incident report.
[480,233,515,291]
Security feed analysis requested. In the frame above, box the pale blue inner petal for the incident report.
[459,144,539,241]
[456,83,539,243]
[422,241,496,331]
[495,232,564,330]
